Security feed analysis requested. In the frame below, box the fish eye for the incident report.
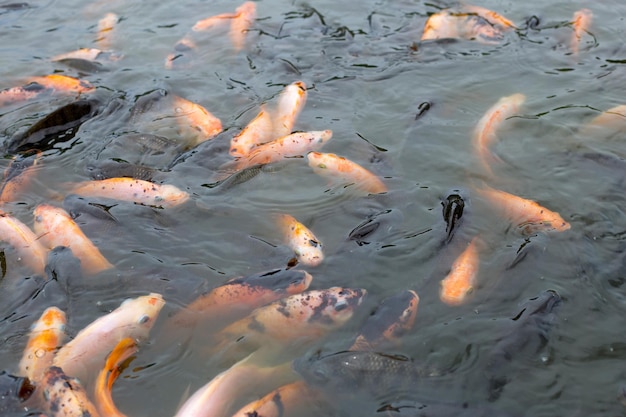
[137,315,151,325]
[317,163,326,169]
[308,239,320,248]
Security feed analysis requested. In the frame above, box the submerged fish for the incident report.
[0,209,48,276]
[52,293,164,384]
[579,104,626,137]
[570,8,592,56]
[421,7,513,45]
[277,213,324,267]
[96,12,118,50]
[307,151,387,194]
[18,307,67,383]
[0,150,42,203]
[191,1,256,51]
[33,204,113,275]
[439,237,481,306]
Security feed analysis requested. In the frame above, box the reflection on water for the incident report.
[1,0,626,416]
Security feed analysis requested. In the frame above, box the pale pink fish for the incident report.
[52,48,104,62]
[229,106,274,157]
[53,293,164,384]
[571,8,593,56]
[33,204,113,275]
[230,380,322,417]
[472,93,526,173]
[171,95,223,145]
[273,81,307,137]
[165,36,197,69]
[18,307,67,382]
[96,12,118,50]
[69,177,190,208]
[0,209,48,276]
[462,5,517,29]
[276,213,323,267]
[579,104,626,137]
[229,1,256,51]
[307,151,387,194]
[440,237,480,306]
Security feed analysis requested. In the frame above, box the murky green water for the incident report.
[1,0,626,416]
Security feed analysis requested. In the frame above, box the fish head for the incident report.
[157,184,190,207]
[35,307,67,332]
[118,293,165,340]
[517,289,561,319]
[308,287,367,327]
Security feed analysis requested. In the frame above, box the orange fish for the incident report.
[171,95,223,144]
[273,81,307,138]
[229,106,274,157]
[472,93,526,173]
[277,213,323,267]
[0,151,42,204]
[94,338,137,417]
[571,8,593,56]
[0,209,48,276]
[477,186,571,234]
[40,366,101,417]
[33,204,113,275]
[96,12,118,50]
[18,307,66,382]
[29,74,94,94]
[191,1,256,51]
[53,293,164,384]
[170,268,313,330]
[440,237,480,306]
[349,289,419,351]
[307,151,388,194]
[230,380,322,417]
[462,5,517,29]
[68,177,190,208]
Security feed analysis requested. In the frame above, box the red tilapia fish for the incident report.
[477,186,571,234]
[68,177,190,209]
[570,8,592,57]
[440,237,481,306]
[0,74,94,107]
[40,366,101,417]
[273,81,307,137]
[94,337,137,417]
[472,93,526,174]
[230,379,323,417]
[33,204,113,275]
[277,214,323,267]
[214,287,367,352]
[422,4,516,44]
[579,104,626,137]
[0,209,48,276]
[52,293,164,385]
[223,129,332,176]
[96,12,118,50]
[229,106,274,157]
[307,151,388,194]
[171,95,223,144]
[169,268,313,330]
[349,289,419,351]
[18,307,67,383]
[192,1,256,51]
[0,150,42,204]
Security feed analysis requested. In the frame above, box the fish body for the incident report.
[439,237,480,306]
[230,380,322,417]
[28,74,94,94]
[171,95,223,144]
[571,8,592,56]
[277,214,323,267]
[462,5,517,29]
[18,307,67,382]
[216,287,367,348]
[422,11,504,44]
[350,290,419,351]
[273,81,307,137]
[68,178,190,208]
[96,12,118,50]
[307,151,388,194]
[229,107,274,157]
[0,151,42,203]
[0,209,48,276]
[52,293,164,383]
[472,93,526,173]
[579,104,626,136]
[52,48,103,62]
[170,268,313,329]
[94,338,137,417]
[230,1,256,51]
[477,186,570,234]
[40,366,101,417]
[33,204,113,275]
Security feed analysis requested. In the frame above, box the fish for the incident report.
[579,104,626,137]
[229,106,274,158]
[18,307,67,383]
[439,237,480,306]
[462,5,517,29]
[214,287,367,352]
[0,75,93,107]
[350,290,419,351]
[67,177,190,209]
[472,93,526,174]
[169,268,313,330]
[273,81,307,138]
[165,36,197,69]
[306,151,388,194]
[0,371,36,417]
[51,48,103,62]
[441,193,465,243]
[229,1,256,52]
[276,214,323,267]
[171,95,223,144]
[52,293,164,384]
[94,337,137,417]
[0,151,42,203]
[229,380,323,417]
[0,209,48,276]
[421,11,507,44]
[96,12,118,50]
[224,130,333,175]
[40,366,101,417]
[570,8,592,56]
[484,290,561,400]
[33,204,114,275]
[174,355,295,417]
[476,186,570,234]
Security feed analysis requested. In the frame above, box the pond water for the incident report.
[1,0,626,416]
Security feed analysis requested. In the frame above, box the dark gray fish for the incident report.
[373,400,521,417]
[85,160,156,181]
[484,290,561,401]
[441,193,464,243]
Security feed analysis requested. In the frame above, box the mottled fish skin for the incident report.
[40,366,101,417]
[277,214,324,267]
[229,379,323,417]
[484,290,561,401]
